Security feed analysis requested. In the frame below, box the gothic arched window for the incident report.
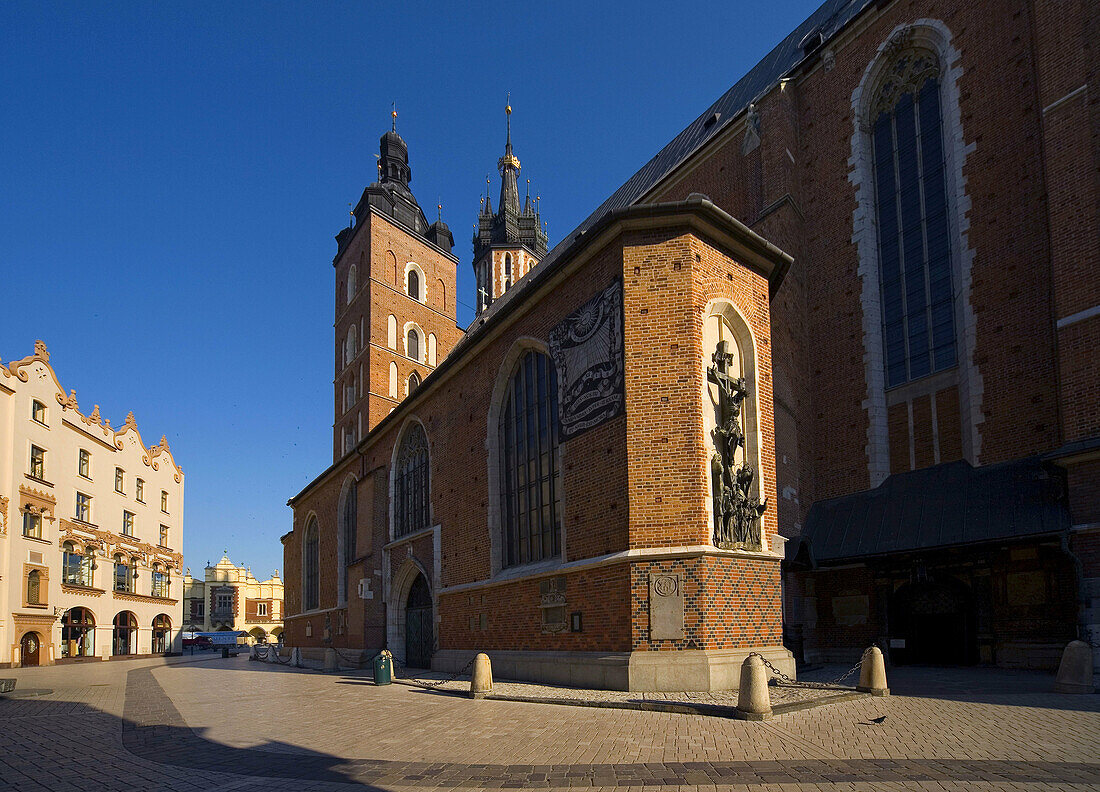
[26,569,41,605]
[872,47,955,388]
[303,518,319,611]
[498,350,562,569]
[347,263,357,304]
[407,328,420,362]
[339,482,357,604]
[394,423,429,538]
[408,269,420,300]
[504,253,512,291]
[408,371,421,393]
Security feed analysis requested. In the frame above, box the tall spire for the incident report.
[497,97,521,216]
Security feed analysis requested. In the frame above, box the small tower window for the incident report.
[408,371,421,393]
[504,253,512,291]
[408,269,420,300]
[407,329,420,362]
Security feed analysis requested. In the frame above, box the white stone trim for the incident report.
[403,261,427,303]
[849,19,982,486]
[402,321,425,363]
[437,544,782,596]
[701,298,769,551]
[1057,304,1100,329]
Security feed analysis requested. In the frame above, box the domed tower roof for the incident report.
[378,109,411,187]
[426,203,454,253]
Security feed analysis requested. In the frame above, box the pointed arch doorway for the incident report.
[404,574,433,669]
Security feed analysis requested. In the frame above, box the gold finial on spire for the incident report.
[506,91,511,116]
[391,100,398,131]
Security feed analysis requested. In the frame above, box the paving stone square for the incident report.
[1,654,1098,791]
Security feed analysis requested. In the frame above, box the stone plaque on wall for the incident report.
[649,573,684,641]
[548,279,624,442]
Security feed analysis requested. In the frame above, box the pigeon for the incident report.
[869,715,887,724]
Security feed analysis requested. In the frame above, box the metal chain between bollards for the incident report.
[390,654,477,691]
[748,651,861,690]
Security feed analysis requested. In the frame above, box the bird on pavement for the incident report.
[869,715,887,724]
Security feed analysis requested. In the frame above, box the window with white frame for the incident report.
[31,399,47,424]
[136,478,145,503]
[29,445,45,480]
[78,449,91,479]
[115,467,125,493]
[122,510,135,536]
[75,492,91,523]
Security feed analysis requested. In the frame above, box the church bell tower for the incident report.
[472,101,548,315]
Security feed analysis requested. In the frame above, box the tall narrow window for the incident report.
[114,554,133,592]
[78,449,90,478]
[303,518,319,611]
[161,490,169,513]
[408,268,420,300]
[407,329,420,362]
[872,48,955,388]
[408,372,421,393]
[31,399,46,424]
[394,423,430,538]
[63,542,92,587]
[347,263,357,303]
[122,510,135,536]
[22,509,42,538]
[75,492,91,523]
[159,524,169,547]
[504,253,512,291]
[152,565,168,598]
[341,483,357,604]
[29,445,45,480]
[152,614,171,653]
[27,569,42,605]
[498,350,562,569]
[114,467,125,493]
[136,478,145,503]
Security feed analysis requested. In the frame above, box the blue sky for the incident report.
[1,1,820,577]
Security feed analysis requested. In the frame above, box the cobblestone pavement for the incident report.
[1,654,1098,791]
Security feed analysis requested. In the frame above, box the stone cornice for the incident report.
[112,591,177,606]
[61,583,106,597]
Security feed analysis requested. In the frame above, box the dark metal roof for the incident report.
[793,457,1071,564]
[559,0,876,249]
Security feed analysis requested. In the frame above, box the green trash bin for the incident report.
[373,651,392,685]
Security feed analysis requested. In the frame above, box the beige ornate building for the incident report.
[0,341,184,667]
[182,554,283,644]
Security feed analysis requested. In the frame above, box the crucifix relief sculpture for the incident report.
[707,340,766,550]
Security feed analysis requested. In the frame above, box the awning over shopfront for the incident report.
[790,456,1070,566]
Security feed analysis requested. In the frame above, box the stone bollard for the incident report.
[857,646,890,696]
[323,647,339,672]
[266,646,278,664]
[735,654,772,720]
[470,653,493,699]
[248,645,258,661]
[1053,640,1095,694]
[291,647,302,668]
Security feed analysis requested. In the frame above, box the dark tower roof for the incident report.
[473,101,548,263]
[338,108,455,256]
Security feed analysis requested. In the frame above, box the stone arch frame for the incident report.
[18,629,44,666]
[701,299,769,552]
[403,261,427,303]
[850,19,981,486]
[335,474,358,606]
[347,260,358,304]
[485,336,567,576]
[387,415,433,543]
[403,321,425,363]
[385,556,433,667]
[300,512,320,613]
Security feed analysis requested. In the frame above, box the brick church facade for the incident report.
[284,0,1098,686]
